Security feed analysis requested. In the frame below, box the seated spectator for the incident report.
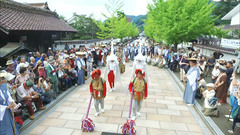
[198,60,205,75]
[16,57,29,75]
[5,73,17,102]
[5,60,15,75]
[201,83,219,117]
[158,56,166,68]
[169,54,178,72]
[28,65,35,82]
[42,77,57,100]
[16,80,45,120]
[15,67,30,87]
[32,78,51,104]
[151,55,159,66]
[146,53,151,65]
[196,74,207,99]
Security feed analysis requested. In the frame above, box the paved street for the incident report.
[23,62,209,135]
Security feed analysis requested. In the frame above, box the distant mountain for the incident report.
[126,14,147,31]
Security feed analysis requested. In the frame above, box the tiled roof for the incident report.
[0,0,77,33]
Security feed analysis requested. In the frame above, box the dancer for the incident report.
[104,40,121,92]
[129,69,148,120]
[90,69,106,117]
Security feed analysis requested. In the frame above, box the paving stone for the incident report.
[164,96,183,101]
[122,111,147,120]
[160,122,189,131]
[157,109,181,116]
[171,116,198,124]
[140,107,158,114]
[61,102,73,106]
[55,106,78,113]
[135,119,160,128]
[147,114,171,122]
[100,110,122,117]
[29,125,48,135]
[47,112,62,118]
[176,131,204,135]
[145,102,167,109]
[59,113,84,121]
[94,123,119,133]
[105,100,125,105]
[156,99,176,105]
[180,110,194,117]
[112,105,129,111]
[39,118,67,127]
[107,117,127,124]
[64,120,82,129]
[42,127,73,135]
[87,115,108,123]
[167,105,189,111]
[147,128,176,135]
[186,124,203,133]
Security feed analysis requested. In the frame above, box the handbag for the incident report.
[208,97,217,107]
[232,106,240,119]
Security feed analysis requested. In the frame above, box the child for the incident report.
[90,69,106,117]
[37,61,46,79]
[129,69,148,120]
[201,83,219,117]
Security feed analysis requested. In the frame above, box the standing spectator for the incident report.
[47,47,53,57]
[86,49,93,74]
[179,54,189,82]
[234,48,240,73]
[206,55,215,77]
[16,81,45,120]
[35,52,43,63]
[183,58,200,106]
[15,66,30,87]
[64,43,70,52]
[27,52,33,63]
[215,66,227,105]
[5,60,15,74]
[75,52,86,85]
[12,55,18,69]
[211,63,220,83]
[46,56,59,94]
[213,49,224,60]
[29,56,36,67]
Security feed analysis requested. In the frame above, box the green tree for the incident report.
[69,13,100,40]
[94,0,139,40]
[144,0,217,50]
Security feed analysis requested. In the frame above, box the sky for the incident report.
[14,0,153,21]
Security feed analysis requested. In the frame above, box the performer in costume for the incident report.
[75,52,86,85]
[132,41,148,81]
[116,48,125,74]
[183,57,200,106]
[0,72,20,135]
[90,69,106,117]
[104,40,121,92]
[129,69,148,120]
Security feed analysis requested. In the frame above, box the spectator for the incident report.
[64,43,70,52]
[212,63,220,83]
[15,66,30,87]
[16,80,45,120]
[32,77,51,104]
[201,83,219,117]
[196,74,207,99]
[206,55,215,77]
[86,49,93,74]
[46,56,59,94]
[5,60,15,74]
[35,52,43,63]
[28,65,35,81]
[5,73,17,102]
[179,54,189,82]
[37,61,46,79]
[213,49,224,60]
[47,47,53,57]
[42,77,57,100]
[75,52,86,85]
[16,57,29,75]
[0,72,20,135]
[234,48,240,73]
[29,56,36,67]
[215,66,227,106]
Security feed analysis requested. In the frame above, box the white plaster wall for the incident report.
[231,12,240,25]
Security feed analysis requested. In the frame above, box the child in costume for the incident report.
[129,69,148,120]
[90,69,106,117]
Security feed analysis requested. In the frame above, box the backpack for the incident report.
[208,97,218,107]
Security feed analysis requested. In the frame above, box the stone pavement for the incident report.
[24,62,210,135]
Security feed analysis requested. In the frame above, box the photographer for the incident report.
[42,77,57,100]
[32,77,51,104]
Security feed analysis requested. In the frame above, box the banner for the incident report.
[221,38,240,49]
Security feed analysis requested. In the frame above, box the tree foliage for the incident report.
[69,13,100,40]
[144,0,219,50]
[94,0,139,40]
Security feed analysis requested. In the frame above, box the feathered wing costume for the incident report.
[104,40,121,91]
[132,39,148,81]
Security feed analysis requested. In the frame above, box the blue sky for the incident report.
[15,0,153,21]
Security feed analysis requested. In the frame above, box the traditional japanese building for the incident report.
[0,0,77,63]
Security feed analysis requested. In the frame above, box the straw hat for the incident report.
[5,73,15,81]
[6,60,14,65]
[37,60,42,66]
[76,52,86,55]
[69,54,75,59]
[188,57,199,61]
[18,63,28,68]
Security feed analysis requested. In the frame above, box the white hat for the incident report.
[18,63,28,68]
[6,60,14,65]
[215,63,220,67]
[5,73,15,81]
[0,73,7,78]
[64,55,69,59]
[48,56,55,63]
[69,54,75,59]
[76,52,86,55]
[206,83,215,88]
[183,54,187,57]
[48,47,52,50]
